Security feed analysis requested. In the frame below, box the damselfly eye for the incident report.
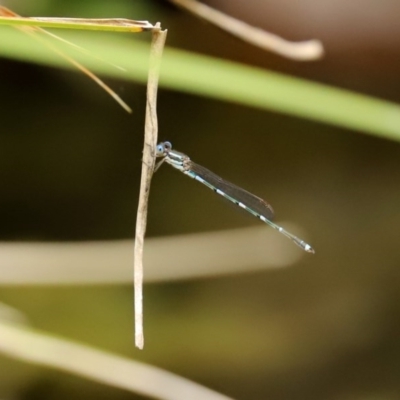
[164,141,172,151]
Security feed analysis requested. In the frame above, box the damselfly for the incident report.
[155,142,314,253]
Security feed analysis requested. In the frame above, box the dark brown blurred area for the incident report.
[0,1,400,400]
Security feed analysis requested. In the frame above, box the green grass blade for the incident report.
[1,28,400,141]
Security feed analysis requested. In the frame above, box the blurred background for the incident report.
[1,0,400,399]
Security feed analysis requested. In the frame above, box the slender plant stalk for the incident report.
[168,0,323,61]
[134,23,168,349]
[0,9,154,32]
[0,6,158,112]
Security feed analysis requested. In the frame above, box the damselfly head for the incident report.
[156,141,172,157]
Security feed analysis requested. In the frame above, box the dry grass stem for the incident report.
[0,6,132,112]
[0,8,154,32]
[169,0,324,61]
[134,23,167,349]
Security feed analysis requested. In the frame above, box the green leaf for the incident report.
[1,27,400,141]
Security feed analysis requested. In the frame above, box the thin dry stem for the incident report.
[169,0,324,61]
[0,6,132,112]
[29,31,132,113]
[134,23,167,349]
